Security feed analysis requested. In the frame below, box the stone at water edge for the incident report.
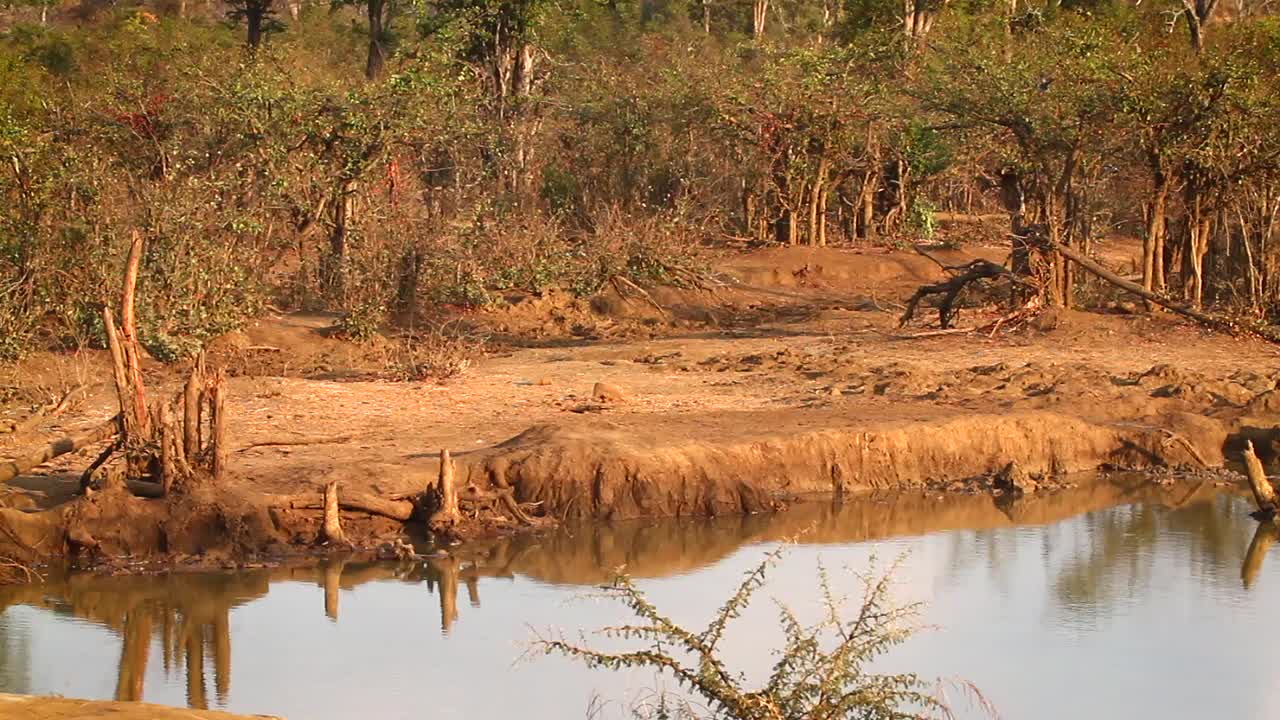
[592,382,626,403]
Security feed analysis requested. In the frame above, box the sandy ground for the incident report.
[0,694,278,720]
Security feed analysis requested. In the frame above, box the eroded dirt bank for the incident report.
[2,242,1279,567]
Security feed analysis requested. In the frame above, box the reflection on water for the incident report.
[0,478,1276,719]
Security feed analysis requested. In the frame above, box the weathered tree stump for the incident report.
[1243,440,1277,518]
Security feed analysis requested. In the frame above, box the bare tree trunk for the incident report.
[327,178,357,296]
[365,0,387,81]
[808,160,828,247]
[120,232,149,438]
[752,0,769,39]
[246,1,266,49]
[1143,168,1169,298]
[818,185,830,247]
[703,0,711,33]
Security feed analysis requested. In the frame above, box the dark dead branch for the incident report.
[899,259,1027,329]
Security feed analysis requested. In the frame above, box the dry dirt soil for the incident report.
[2,239,1279,561]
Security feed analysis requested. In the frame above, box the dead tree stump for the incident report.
[1243,440,1277,519]
[210,377,227,482]
[429,449,461,531]
[322,480,349,546]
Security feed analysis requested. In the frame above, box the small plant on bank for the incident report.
[391,321,487,383]
[534,549,946,720]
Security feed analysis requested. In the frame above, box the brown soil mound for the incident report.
[463,409,1226,521]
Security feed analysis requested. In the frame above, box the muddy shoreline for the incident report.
[3,244,1279,578]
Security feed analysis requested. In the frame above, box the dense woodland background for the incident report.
[1,0,1279,361]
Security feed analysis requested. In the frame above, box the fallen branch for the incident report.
[236,435,356,452]
[78,438,122,492]
[610,275,670,319]
[1042,237,1280,344]
[1,416,121,485]
[0,385,89,436]
[890,327,976,340]
[899,259,1028,329]
[1160,429,1208,468]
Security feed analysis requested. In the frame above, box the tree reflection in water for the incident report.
[0,480,1271,711]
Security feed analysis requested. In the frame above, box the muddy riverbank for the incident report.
[2,243,1279,570]
[1,483,1275,720]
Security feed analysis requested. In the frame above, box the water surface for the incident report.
[1,478,1276,719]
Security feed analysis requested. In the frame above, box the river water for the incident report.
[1,477,1276,719]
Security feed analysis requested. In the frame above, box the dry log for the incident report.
[1242,440,1277,518]
[321,480,348,545]
[1,416,121,484]
[270,491,415,521]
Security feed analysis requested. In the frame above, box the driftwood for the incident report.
[271,491,415,521]
[321,481,348,546]
[0,416,121,485]
[1242,440,1277,518]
